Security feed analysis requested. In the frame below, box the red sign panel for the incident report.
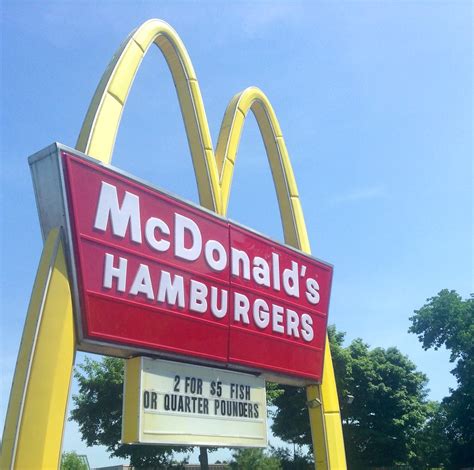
[62,151,332,381]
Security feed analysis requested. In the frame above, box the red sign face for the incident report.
[62,151,332,382]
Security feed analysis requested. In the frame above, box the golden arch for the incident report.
[1,19,346,469]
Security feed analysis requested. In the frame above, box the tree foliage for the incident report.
[410,401,450,469]
[70,356,190,469]
[410,289,474,468]
[269,446,313,469]
[230,448,281,470]
[343,341,429,468]
[272,325,431,469]
[60,451,89,470]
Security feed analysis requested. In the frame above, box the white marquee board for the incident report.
[122,357,268,447]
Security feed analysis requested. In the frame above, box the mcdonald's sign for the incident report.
[30,145,333,382]
[1,18,347,470]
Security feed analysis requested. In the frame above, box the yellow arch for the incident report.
[0,228,75,469]
[215,87,310,251]
[215,87,346,469]
[76,19,220,213]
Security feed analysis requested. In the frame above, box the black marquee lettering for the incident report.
[173,375,180,392]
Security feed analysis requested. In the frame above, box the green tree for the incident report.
[70,356,190,469]
[230,448,281,470]
[271,326,430,469]
[266,381,284,406]
[410,401,450,469]
[269,445,313,469]
[409,289,474,468]
[60,451,89,470]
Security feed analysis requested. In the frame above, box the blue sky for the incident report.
[1,1,472,467]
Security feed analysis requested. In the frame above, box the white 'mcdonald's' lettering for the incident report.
[95,181,323,344]
[94,181,142,243]
[175,213,202,261]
